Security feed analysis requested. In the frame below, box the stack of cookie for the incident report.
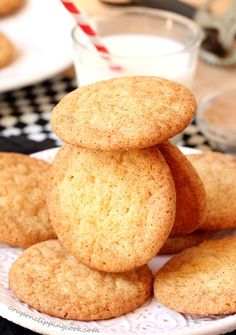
[9,76,236,320]
[10,76,206,320]
[47,76,199,271]
[47,76,208,270]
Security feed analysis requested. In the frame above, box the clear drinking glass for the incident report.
[71,7,203,88]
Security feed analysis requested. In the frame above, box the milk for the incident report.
[74,34,197,87]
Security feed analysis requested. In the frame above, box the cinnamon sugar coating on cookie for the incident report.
[188,152,236,231]
[9,240,153,320]
[159,142,207,236]
[51,76,196,151]
[0,152,55,247]
[47,143,176,272]
[155,237,236,314]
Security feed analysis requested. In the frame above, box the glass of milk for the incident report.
[72,7,202,88]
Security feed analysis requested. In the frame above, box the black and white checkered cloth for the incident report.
[0,76,76,153]
[0,74,211,153]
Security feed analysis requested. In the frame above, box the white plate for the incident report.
[0,0,74,93]
[0,147,236,335]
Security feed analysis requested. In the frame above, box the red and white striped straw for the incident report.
[60,0,122,71]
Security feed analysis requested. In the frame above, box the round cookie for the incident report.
[51,76,196,151]
[159,231,213,255]
[9,240,153,320]
[0,32,14,68]
[188,152,236,231]
[154,237,236,314]
[0,152,56,247]
[0,0,25,16]
[159,142,207,235]
[48,143,176,273]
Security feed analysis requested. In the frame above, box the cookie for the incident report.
[0,32,14,68]
[0,0,25,16]
[158,142,207,235]
[188,152,236,231]
[51,76,196,151]
[9,240,153,320]
[0,152,56,247]
[159,231,213,255]
[48,143,176,273]
[154,237,236,314]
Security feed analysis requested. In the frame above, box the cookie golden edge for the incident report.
[158,141,207,236]
[51,76,197,151]
[154,237,236,314]
[9,240,153,321]
[47,144,176,273]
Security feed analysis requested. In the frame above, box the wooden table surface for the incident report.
[73,0,236,101]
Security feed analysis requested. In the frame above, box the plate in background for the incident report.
[0,0,73,93]
[0,147,236,335]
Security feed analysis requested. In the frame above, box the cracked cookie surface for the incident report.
[188,152,236,231]
[51,76,196,151]
[48,143,176,272]
[9,240,153,320]
[0,152,55,247]
[155,237,236,314]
